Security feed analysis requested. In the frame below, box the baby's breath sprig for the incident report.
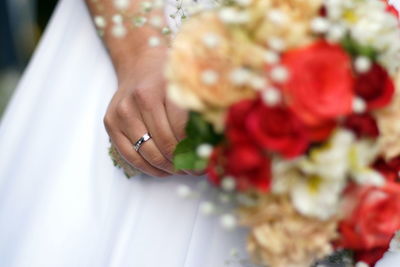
[91,0,174,47]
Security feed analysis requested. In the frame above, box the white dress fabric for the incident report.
[0,0,398,267]
[0,1,247,266]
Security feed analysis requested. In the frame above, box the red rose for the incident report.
[246,101,309,158]
[282,41,354,127]
[306,120,336,142]
[207,146,225,186]
[226,99,257,145]
[339,183,400,253]
[343,113,379,138]
[374,157,400,183]
[226,98,310,158]
[355,247,389,266]
[355,63,395,110]
[382,0,399,18]
[207,144,271,192]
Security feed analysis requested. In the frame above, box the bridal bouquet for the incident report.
[165,0,400,266]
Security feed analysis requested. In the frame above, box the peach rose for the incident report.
[166,11,266,129]
[240,194,338,267]
[246,0,322,49]
[377,71,400,159]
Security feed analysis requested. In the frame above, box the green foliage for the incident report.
[315,249,354,267]
[341,35,377,60]
[173,112,223,171]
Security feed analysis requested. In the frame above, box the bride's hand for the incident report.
[104,48,188,177]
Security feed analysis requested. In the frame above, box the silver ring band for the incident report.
[134,133,152,152]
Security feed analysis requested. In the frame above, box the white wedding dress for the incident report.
[0,0,399,266]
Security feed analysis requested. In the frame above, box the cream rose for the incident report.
[166,11,266,129]
[377,71,400,159]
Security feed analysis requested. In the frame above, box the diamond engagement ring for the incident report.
[134,133,152,152]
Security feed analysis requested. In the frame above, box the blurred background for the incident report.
[0,0,58,119]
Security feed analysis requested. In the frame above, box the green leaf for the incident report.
[194,159,208,171]
[186,112,224,144]
[341,35,377,60]
[173,151,198,170]
[172,112,224,171]
[186,112,211,138]
[174,137,198,156]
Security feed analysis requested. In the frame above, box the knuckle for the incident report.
[116,99,132,119]
[151,154,170,170]
[132,160,146,171]
[125,154,145,169]
[133,88,153,111]
[103,114,113,132]
[161,141,177,159]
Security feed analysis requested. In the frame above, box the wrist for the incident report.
[116,46,167,88]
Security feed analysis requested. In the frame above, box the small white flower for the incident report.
[267,37,286,52]
[267,9,288,26]
[111,24,127,38]
[177,184,192,198]
[352,97,367,114]
[354,56,372,74]
[352,170,385,187]
[196,143,213,159]
[234,0,252,6]
[153,0,164,8]
[149,16,163,28]
[310,17,330,34]
[221,176,236,192]
[270,65,289,83]
[311,130,355,178]
[274,129,383,219]
[112,14,123,24]
[94,16,106,28]
[219,8,249,24]
[220,214,237,230]
[148,36,161,47]
[263,51,280,65]
[235,11,250,24]
[249,76,267,90]
[348,140,384,186]
[200,201,216,215]
[202,33,220,48]
[291,176,346,220]
[113,0,129,10]
[229,68,251,86]
[324,0,400,73]
[161,27,171,35]
[355,262,369,267]
[262,87,281,106]
[327,24,346,42]
[201,70,219,85]
[134,17,147,27]
[141,1,153,12]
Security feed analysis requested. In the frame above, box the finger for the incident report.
[165,98,188,141]
[110,132,170,177]
[164,99,203,176]
[123,115,177,175]
[114,97,176,175]
[139,103,179,161]
[138,105,189,175]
